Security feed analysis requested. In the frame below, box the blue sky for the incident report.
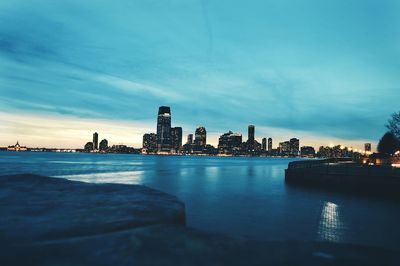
[0,0,399,149]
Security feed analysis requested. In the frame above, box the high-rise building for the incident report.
[300,146,315,157]
[279,141,290,156]
[143,133,157,153]
[289,138,300,156]
[84,142,94,151]
[218,131,242,155]
[248,125,255,142]
[268,138,272,152]
[93,132,98,150]
[187,134,193,144]
[99,139,108,151]
[194,126,207,147]
[262,138,267,151]
[156,106,172,152]
[171,127,183,152]
[365,143,371,152]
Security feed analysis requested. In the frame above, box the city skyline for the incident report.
[1,1,398,149]
[0,107,378,151]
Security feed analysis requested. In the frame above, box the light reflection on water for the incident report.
[57,171,145,185]
[1,151,400,250]
[317,202,345,242]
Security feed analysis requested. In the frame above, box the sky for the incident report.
[0,0,399,149]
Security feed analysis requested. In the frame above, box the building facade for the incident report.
[171,127,183,152]
[99,139,108,151]
[143,133,157,153]
[93,132,99,150]
[156,106,172,152]
[218,131,242,155]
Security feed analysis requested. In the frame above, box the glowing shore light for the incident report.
[340,145,345,150]
[329,144,334,148]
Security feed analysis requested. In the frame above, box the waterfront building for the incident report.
[365,143,372,152]
[289,138,300,156]
[279,141,290,156]
[187,134,193,144]
[7,141,27,152]
[142,133,157,153]
[99,139,108,151]
[84,142,94,152]
[300,146,315,157]
[268,138,272,152]
[156,106,172,152]
[171,127,183,152]
[218,131,242,155]
[93,132,99,150]
[194,127,207,147]
[262,138,267,151]
[248,125,255,142]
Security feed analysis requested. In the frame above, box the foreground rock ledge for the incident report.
[0,174,185,243]
[0,174,398,266]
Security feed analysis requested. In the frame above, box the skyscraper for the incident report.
[194,126,207,147]
[365,143,371,152]
[93,132,98,150]
[143,133,157,153]
[268,138,272,152]
[99,139,108,151]
[248,125,255,142]
[289,138,300,156]
[156,106,172,152]
[171,127,183,152]
[187,134,193,144]
[262,138,267,151]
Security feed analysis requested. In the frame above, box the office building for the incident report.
[93,132,98,150]
[300,146,315,157]
[99,139,108,151]
[143,133,157,153]
[194,126,207,147]
[262,138,267,151]
[248,125,255,142]
[268,138,272,152]
[289,138,300,156]
[156,106,172,152]
[218,131,242,155]
[171,127,183,152]
[187,134,193,144]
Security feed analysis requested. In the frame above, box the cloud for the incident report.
[0,0,399,149]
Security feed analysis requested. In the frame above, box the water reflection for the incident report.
[57,171,145,185]
[317,202,345,242]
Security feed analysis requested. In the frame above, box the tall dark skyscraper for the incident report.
[248,125,255,142]
[289,138,300,156]
[93,132,98,150]
[171,127,183,152]
[262,137,267,151]
[268,138,272,152]
[156,106,172,152]
[187,134,193,144]
[194,126,207,147]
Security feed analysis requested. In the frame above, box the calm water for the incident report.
[1,151,399,250]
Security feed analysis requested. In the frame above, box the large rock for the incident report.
[0,174,185,244]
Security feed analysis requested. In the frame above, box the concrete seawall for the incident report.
[285,159,400,197]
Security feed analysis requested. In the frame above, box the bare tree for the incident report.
[386,111,400,139]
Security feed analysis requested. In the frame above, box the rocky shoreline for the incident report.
[0,174,398,265]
